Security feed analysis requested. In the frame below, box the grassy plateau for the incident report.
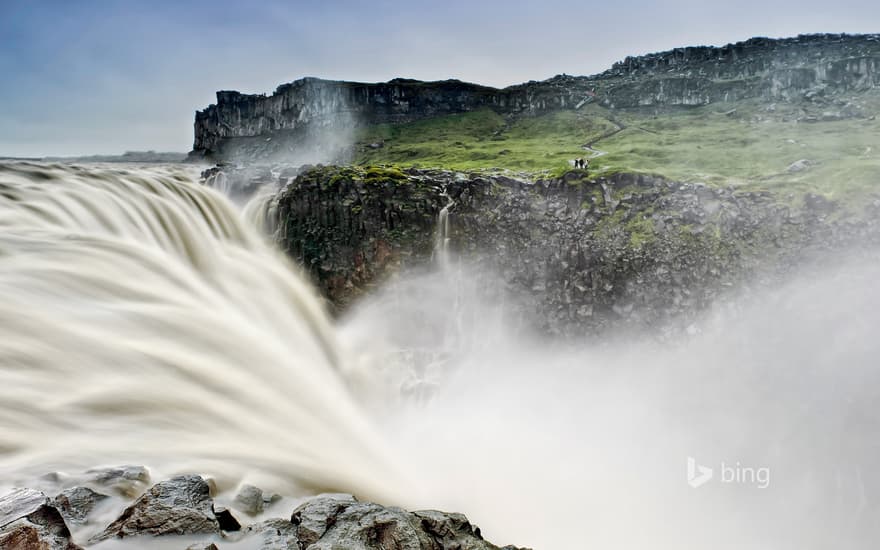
[353,92,880,210]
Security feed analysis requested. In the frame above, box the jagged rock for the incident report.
[2,486,529,550]
[241,518,299,549]
[0,488,81,549]
[52,487,109,524]
[287,494,524,550]
[213,506,241,531]
[291,494,357,546]
[89,475,220,542]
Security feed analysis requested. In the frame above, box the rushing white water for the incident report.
[0,162,410,503]
[432,192,453,270]
[2,161,880,549]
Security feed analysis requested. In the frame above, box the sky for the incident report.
[1,0,879,157]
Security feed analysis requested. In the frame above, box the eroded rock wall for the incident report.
[245,166,880,337]
[192,34,880,161]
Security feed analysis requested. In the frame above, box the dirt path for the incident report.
[581,145,608,158]
[579,113,660,159]
[581,115,626,158]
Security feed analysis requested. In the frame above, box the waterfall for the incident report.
[3,162,880,549]
[433,192,454,269]
[0,161,411,503]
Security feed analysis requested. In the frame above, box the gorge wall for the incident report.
[222,165,880,338]
[192,34,880,161]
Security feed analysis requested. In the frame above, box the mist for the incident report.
[340,251,880,548]
[1,158,878,549]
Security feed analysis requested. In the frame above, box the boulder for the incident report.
[52,487,109,524]
[240,518,300,549]
[89,475,220,542]
[233,484,265,515]
[0,488,81,549]
[288,494,524,550]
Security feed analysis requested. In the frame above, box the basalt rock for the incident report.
[250,165,880,337]
[0,488,82,550]
[89,475,222,542]
[240,518,300,549]
[192,34,880,162]
[7,476,526,550]
[287,494,523,550]
[52,487,109,525]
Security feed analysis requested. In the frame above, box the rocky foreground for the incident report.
[0,471,524,549]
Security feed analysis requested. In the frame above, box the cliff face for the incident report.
[192,78,508,155]
[594,34,880,107]
[225,165,880,338]
[192,34,880,161]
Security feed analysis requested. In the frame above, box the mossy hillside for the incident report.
[355,109,617,172]
[353,94,880,210]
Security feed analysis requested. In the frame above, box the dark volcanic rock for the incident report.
[89,475,220,542]
[3,483,528,550]
[233,484,265,516]
[52,487,109,524]
[287,494,524,550]
[259,165,880,337]
[241,518,300,549]
[0,488,81,549]
[213,506,241,532]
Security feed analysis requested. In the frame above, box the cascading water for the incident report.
[432,191,453,270]
[0,161,411,503]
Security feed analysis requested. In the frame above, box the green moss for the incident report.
[363,165,408,185]
[626,214,656,248]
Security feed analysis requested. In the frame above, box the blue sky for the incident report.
[1,0,879,156]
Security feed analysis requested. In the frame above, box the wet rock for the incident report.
[233,484,264,515]
[290,494,357,546]
[89,475,219,542]
[213,506,241,532]
[52,487,109,524]
[288,494,523,549]
[0,488,81,549]
[241,518,299,549]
